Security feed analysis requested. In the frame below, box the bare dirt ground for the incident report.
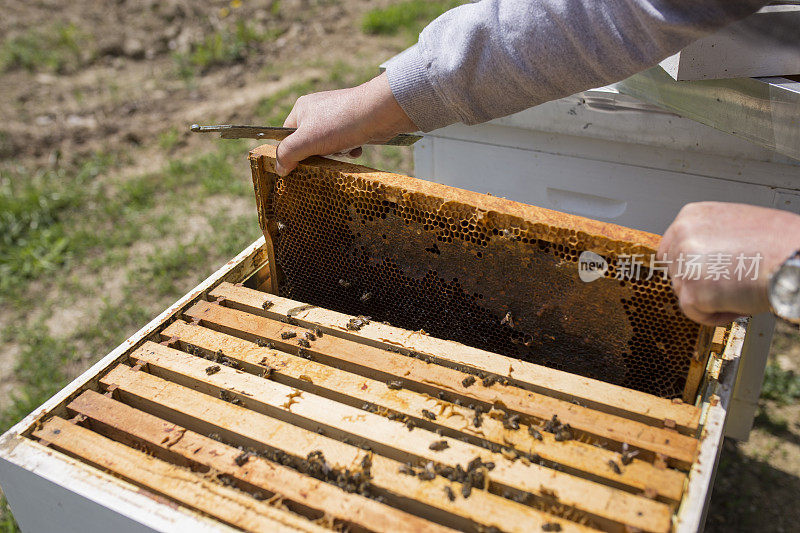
[1,1,798,531]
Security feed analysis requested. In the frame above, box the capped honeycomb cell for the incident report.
[250,145,712,400]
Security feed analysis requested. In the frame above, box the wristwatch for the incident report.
[768,250,800,324]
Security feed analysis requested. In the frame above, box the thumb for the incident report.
[275,129,318,177]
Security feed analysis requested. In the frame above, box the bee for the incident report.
[528,426,543,440]
[399,463,416,476]
[360,292,372,303]
[297,338,311,348]
[281,331,297,339]
[503,414,520,431]
[462,375,476,388]
[234,451,253,466]
[417,463,436,481]
[421,409,437,421]
[387,380,403,390]
[444,486,456,501]
[461,481,472,498]
[261,300,274,310]
[544,414,561,433]
[473,415,483,428]
[346,316,370,331]
[205,365,221,375]
[406,419,416,431]
[312,327,323,338]
[607,459,622,475]
[554,425,573,442]
[500,311,515,328]
[338,279,351,288]
[256,339,272,348]
[620,442,640,465]
[429,440,449,451]
[304,331,316,341]
[482,375,497,387]
[541,523,562,532]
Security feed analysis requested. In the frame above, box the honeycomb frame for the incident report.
[250,144,713,401]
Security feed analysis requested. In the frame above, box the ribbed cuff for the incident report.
[385,44,461,133]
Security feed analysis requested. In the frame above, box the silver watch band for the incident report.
[768,250,800,325]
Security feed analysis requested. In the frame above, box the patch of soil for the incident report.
[0,0,407,167]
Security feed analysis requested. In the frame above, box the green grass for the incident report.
[255,80,320,124]
[361,0,462,37]
[157,127,182,152]
[0,326,75,434]
[175,20,281,77]
[0,154,113,297]
[0,496,18,533]
[134,243,211,297]
[760,363,800,405]
[0,131,12,159]
[0,23,91,73]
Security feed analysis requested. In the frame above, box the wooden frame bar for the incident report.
[66,390,454,533]
[250,144,713,403]
[161,319,687,503]
[210,281,702,433]
[98,363,596,533]
[116,343,671,532]
[185,299,698,466]
[32,417,324,533]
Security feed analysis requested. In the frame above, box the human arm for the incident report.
[274,0,765,175]
[658,202,800,326]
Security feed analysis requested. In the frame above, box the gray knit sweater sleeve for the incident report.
[385,0,764,132]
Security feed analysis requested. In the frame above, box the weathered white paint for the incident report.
[675,321,747,532]
[0,439,237,533]
[660,6,800,81]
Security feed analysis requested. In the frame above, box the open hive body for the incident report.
[0,146,744,533]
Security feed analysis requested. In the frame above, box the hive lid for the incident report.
[249,145,712,400]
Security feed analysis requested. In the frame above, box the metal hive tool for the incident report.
[249,145,713,401]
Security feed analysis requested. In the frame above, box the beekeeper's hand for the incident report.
[658,202,800,325]
[275,72,417,177]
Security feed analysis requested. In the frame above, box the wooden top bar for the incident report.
[98,364,598,533]
[122,344,673,532]
[211,281,702,432]
[33,417,326,533]
[185,299,698,466]
[67,390,455,533]
[162,319,687,503]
